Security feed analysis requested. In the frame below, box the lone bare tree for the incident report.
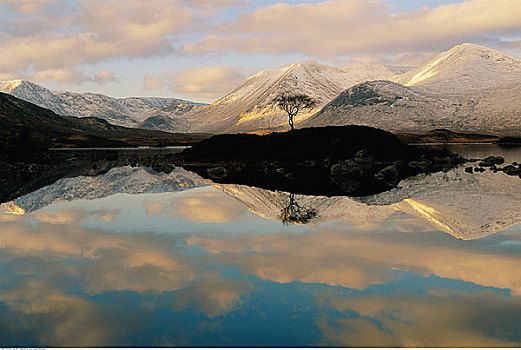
[279,193,317,225]
[276,94,317,131]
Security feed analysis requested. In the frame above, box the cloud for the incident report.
[184,0,521,60]
[0,67,119,85]
[184,0,248,13]
[496,39,521,54]
[0,0,195,82]
[141,192,249,223]
[0,2,192,71]
[143,65,246,98]
[31,207,120,225]
[2,0,57,15]
[142,74,166,91]
[144,200,168,216]
[31,68,119,84]
[185,0,244,8]
[0,218,198,294]
[172,65,246,98]
[174,191,249,223]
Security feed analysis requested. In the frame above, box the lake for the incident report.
[1,144,521,347]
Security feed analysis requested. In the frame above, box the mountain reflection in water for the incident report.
[0,145,521,347]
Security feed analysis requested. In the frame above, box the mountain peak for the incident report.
[392,43,521,91]
[0,79,28,92]
[187,60,396,133]
[452,42,488,50]
[248,60,324,79]
[290,59,321,68]
[446,42,518,59]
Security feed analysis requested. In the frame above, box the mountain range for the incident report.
[183,61,398,133]
[0,92,208,153]
[0,79,205,131]
[1,43,520,135]
[305,44,521,135]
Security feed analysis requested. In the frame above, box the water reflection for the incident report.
[1,190,521,346]
[318,291,521,347]
[0,145,521,346]
[216,160,521,240]
[279,193,317,225]
[0,166,208,214]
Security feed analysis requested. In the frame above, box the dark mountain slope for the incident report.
[0,92,209,158]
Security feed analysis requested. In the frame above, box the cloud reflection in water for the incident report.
[0,185,520,346]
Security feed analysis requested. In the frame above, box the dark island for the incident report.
[164,125,466,197]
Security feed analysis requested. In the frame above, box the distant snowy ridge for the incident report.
[0,79,205,131]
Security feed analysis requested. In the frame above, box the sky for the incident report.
[0,0,520,103]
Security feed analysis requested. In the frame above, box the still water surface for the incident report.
[1,145,521,347]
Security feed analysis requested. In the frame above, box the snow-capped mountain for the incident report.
[0,166,209,214]
[213,162,521,240]
[0,79,205,130]
[393,43,521,93]
[305,44,521,135]
[184,60,397,134]
[3,44,519,135]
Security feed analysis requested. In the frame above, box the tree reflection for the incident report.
[279,193,317,225]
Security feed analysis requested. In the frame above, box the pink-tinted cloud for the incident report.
[184,0,521,61]
[187,227,521,294]
[142,74,166,91]
[0,0,196,83]
[142,65,246,98]
[31,68,119,84]
[2,0,57,15]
